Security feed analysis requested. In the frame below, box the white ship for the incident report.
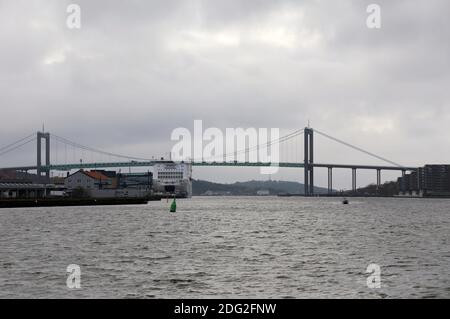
[152,162,192,198]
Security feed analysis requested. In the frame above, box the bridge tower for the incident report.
[37,132,50,183]
[304,127,314,196]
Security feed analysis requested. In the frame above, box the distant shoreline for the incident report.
[193,194,450,199]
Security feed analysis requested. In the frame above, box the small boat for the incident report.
[342,198,349,205]
[169,198,177,213]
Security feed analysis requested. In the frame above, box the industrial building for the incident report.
[0,183,63,199]
[398,165,450,197]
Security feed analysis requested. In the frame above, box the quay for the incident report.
[0,196,164,209]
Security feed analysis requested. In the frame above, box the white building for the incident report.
[152,162,192,197]
[256,189,270,196]
[65,170,113,193]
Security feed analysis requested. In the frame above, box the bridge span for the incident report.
[0,127,418,196]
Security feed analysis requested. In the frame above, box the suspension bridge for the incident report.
[0,127,417,196]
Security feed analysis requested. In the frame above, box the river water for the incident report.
[0,196,449,298]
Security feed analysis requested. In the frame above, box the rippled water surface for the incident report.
[1,197,449,298]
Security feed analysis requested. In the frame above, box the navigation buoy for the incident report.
[170,198,177,213]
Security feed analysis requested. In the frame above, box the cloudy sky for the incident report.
[0,0,449,188]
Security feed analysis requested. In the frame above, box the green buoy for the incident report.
[169,197,177,213]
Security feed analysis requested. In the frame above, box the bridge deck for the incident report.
[0,161,417,172]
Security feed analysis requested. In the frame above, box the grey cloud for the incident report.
[0,0,449,187]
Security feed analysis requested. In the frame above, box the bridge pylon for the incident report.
[37,131,50,183]
[304,127,314,196]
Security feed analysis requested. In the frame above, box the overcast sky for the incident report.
[0,0,449,188]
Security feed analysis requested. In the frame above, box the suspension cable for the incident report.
[51,134,152,162]
[0,136,36,157]
[0,133,36,152]
[196,129,305,162]
[313,128,404,167]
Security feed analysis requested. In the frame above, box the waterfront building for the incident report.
[65,170,113,192]
[117,172,152,190]
[65,170,152,198]
[256,189,270,196]
[0,183,61,199]
[398,165,450,197]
